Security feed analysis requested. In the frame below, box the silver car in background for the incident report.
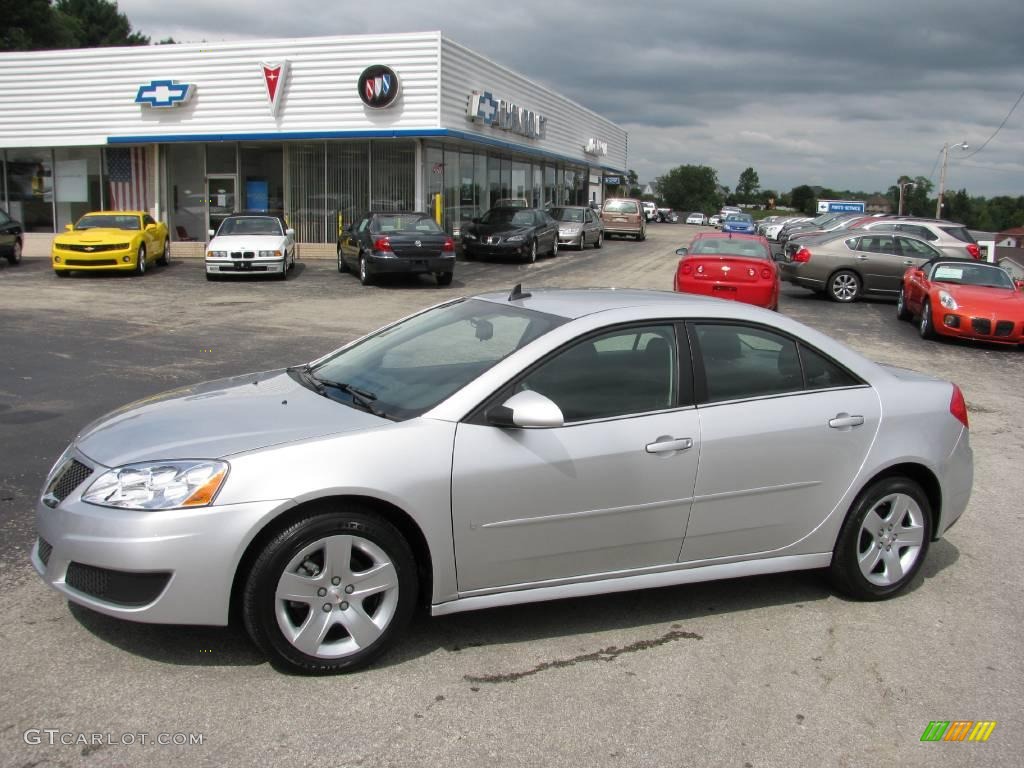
[855,219,982,260]
[550,205,604,250]
[33,289,972,673]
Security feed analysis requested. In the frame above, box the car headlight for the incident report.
[259,250,282,258]
[82,460,228,510]
[207,251,227,258]
[938,291,959,310]
[507,234,526,242]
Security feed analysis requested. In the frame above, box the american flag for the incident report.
[106,147,150,211]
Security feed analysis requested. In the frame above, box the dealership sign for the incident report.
[358,65,400,109]
[584,138,608,156]
[467,91,547,139]
[260,60,289,116]
[135,80,194,108]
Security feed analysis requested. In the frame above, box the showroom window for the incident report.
[167,144,205,242]
[54,148,103,231]
[5,149,54,232]
[240,144,283,214]
[371,140,415,213]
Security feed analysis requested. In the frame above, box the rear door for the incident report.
[678,322,880,562]
[851,234,905,294]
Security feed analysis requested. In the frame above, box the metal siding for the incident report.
[0,32,442,148]
[439,38,627,171]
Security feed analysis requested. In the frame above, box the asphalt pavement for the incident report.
[1,225,1021,767]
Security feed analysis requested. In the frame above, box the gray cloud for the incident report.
[120,0,1024,197]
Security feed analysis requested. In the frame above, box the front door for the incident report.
[451,324,699,593]
[206,175,237,236]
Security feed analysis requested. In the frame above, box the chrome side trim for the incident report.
[430,553,831,616]
[692,480,821,503]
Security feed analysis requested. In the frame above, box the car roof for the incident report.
[692,232,765,242]
[368,211,431,216]
[473,288,737,320]
[225,211,286,220]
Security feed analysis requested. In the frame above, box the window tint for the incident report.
[799,345,860,390]
[0,210,10,225]
[519,325,678,422]
[897,224,936,241]
[940,226,976,244]
[603,200,639,214]
[143,214,156,227]
[896,237,938,257]
[858,235,895,254]
[695,324,801,402]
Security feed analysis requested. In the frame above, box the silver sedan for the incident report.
[33,289,973,673]
[550,205,604,250]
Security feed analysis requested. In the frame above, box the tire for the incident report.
[359,255,373,286]
[827,270,860,302]
[829,477,932,600]
[550,237,558,257]
[337,245,348,273]
[638,228,646,241]
[436,271,453,286]
[577,233,586,250]
[919,301,935,339]
[525,239,537,264]
[594,231,603,249]
[157,238,169,266]
[896,287,912,321]
[241,508,418,674]
[134,245,147,276]
[7,239,23,265]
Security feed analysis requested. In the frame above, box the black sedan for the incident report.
[337,212,457,286]
[461,207,558,263]
[1,208,23,265]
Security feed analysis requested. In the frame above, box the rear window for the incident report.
[372,215,442,234]
[940,226,976,244]
[691,238,770,259]
[604,200,639,214]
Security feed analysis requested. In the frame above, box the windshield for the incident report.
[75,214,140,231]
[309,299,566,420]
[217,217,283,236]
[930,262,1013,289]
[371,215,442,234]
[550,207,584,223]
[691,238,770,259]
[481,209,535,227]
[604,200,639,214]
[726,214,752,223]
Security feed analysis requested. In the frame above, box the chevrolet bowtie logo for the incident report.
[135,80,195,108]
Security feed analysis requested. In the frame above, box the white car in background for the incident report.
[206,212,296,280]
[642,201,657,222]
[686,213,707,225]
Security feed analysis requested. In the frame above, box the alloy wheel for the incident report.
[855,493,926,587]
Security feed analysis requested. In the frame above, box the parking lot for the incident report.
[1,223,1022,767]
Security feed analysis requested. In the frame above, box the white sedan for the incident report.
[686,213,707,225]
[206,213,296,280]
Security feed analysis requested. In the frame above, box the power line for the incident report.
[957,85,1024,160]
[926,148,943,182]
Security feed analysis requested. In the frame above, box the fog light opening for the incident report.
[943,314,960,328]
[122,256,131,263]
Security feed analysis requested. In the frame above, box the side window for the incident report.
[357,218,370,234]
[143,214,156,227]
[584,210,592,223]
[518,325,678,423]
[897,237,935,257]
[799,344,860,390]
[0,210,10,225]
[861,235,895,254]
[694,324,801,403]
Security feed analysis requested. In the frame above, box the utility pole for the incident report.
[936,141,968,219]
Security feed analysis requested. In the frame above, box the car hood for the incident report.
[75,369,384,467]
[209,234,288,250]
[938,284,1024,308]
[54,228,139,244]
[467,223,533,238]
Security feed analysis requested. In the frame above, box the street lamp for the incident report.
[935,140,968,219]
[897,180,916,216]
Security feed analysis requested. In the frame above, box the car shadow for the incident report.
[67,540,959,672]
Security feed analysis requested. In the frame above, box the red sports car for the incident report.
[899,257,1024,345]
[674,232,779,310]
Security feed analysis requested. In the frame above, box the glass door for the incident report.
[206,175,237,235]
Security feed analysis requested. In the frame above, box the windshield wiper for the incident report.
[312,376,388,418]
[287,363,325,395]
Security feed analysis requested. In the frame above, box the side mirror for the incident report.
[146,223,157,231]
[285,228,295,237]
[64,223,74,231]
[1015,279,1024,291]
[486,390,564,429]
[208,229,216,238]
[675,247,688,256]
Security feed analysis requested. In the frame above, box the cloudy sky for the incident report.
[120,0,1023,198]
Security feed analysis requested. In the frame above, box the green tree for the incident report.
[736,167,760,204]
[655,165,721,214]
[790,185,815,215]
[760,189,778,209]
[2,0,76,50]
[56,0,149,47]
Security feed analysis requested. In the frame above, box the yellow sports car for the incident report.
[51,211,169,277]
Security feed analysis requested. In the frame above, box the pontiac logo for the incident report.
[414,240,422,248]
[358,65,400,109]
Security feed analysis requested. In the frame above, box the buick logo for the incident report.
[358,65,400,109]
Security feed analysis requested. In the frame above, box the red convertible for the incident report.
[898,257,1024,345]
[674,232,779,310]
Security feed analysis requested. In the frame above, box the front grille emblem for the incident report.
[414,240,422,248]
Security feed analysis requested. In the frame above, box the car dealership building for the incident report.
[0,31,628,250]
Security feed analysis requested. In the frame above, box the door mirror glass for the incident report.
[64,223,74,231]
[208,229,216,238]
[487,390,564,429]
[675,247,688,256]
[285,228,295,237]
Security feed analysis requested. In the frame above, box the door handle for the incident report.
[828,413,864,429]
[903,260,914,265]
[856,254,869,260]
[645,437,693,454]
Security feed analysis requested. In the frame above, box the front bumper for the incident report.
[557,231,585,246]
[33,454,291,625]
[364,252,454,275]
[933,308,1024,345]
[52,248,136,271]
[463,240,529,259]
[206,258,285,275]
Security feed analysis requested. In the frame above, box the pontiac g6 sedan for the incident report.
[33,289,973,673]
